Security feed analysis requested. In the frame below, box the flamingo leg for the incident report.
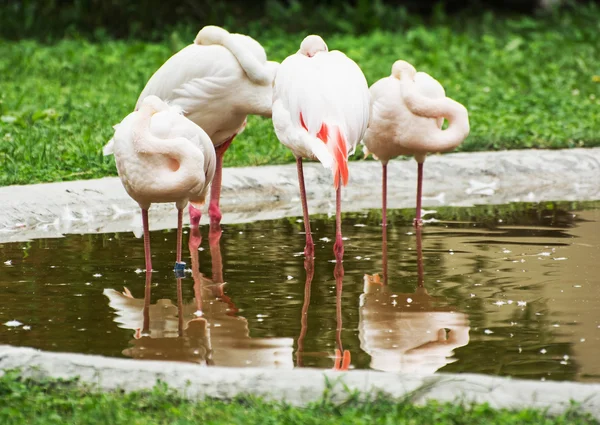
[382,162,388,284]
[414,161,424,228]
[208,136,234,230]
[296,157,315,258]
[188,224,204,316]
[142,208,152,272]
[174,208,185,274]
[333,175,344,258]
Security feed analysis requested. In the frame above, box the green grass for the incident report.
[0,5,599,186]
[0,372,597,425]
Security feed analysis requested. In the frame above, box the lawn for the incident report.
[0,372,597,425]
[0,6,599,186]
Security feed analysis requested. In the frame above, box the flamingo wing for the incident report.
[273,50,369,186]
[136,44,238,115]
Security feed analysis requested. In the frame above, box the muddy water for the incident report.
[1,201,599,382]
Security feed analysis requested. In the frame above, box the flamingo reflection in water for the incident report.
[103,227,293,368]
[359,227,470,373]
[296,255,350,371]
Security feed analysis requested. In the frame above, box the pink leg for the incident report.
[142,209,152,272]
[209,137,234,230]
[176,208,183,264]
[297,157,315,258]
[382,162,388,285]
[333,175,344,258]
[174,208,185,274]
[414,161,424,228]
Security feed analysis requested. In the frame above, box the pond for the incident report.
[1,201,599,382]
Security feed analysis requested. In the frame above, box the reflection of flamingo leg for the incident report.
[189,225,204,315]
[176,277,184,337]
[209,226,224,284]
[208,225,238,315]
[416,226,425,288]
[296,258,315,367]
[414,161,424,227]
[141,269,152,338]
[333,259,350,371]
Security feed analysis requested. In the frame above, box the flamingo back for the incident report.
[273,50,370,187]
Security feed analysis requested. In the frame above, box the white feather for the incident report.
[272,49,370,167]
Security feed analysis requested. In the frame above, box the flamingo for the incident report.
[272,35,370,259]
[104,25,278,230]
[108,95,215,272]
[363,60,470,229]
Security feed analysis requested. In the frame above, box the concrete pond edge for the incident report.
[1,345,600,418]
[1,147,600,243]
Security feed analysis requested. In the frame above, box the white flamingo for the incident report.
[109,95,215,272]
[272,35,370,259]
[363,60,470,229]
[104,26,278,230]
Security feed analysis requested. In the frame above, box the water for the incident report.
[1,201,599,382]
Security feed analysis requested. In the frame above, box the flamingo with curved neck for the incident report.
[109,95,216,272]
[104,25,278,232]
[363,60,470,229]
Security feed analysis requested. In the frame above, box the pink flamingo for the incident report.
[272,35,370,259]
[108,95,215,272]
[104,26,278,230]
[363,60,470,229]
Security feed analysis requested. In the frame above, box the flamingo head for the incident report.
[391,60,417,81]
[299,35,328,58]
[139,95,169,115]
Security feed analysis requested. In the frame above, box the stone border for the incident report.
[1,148,599,243]
[1,345,599,418]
